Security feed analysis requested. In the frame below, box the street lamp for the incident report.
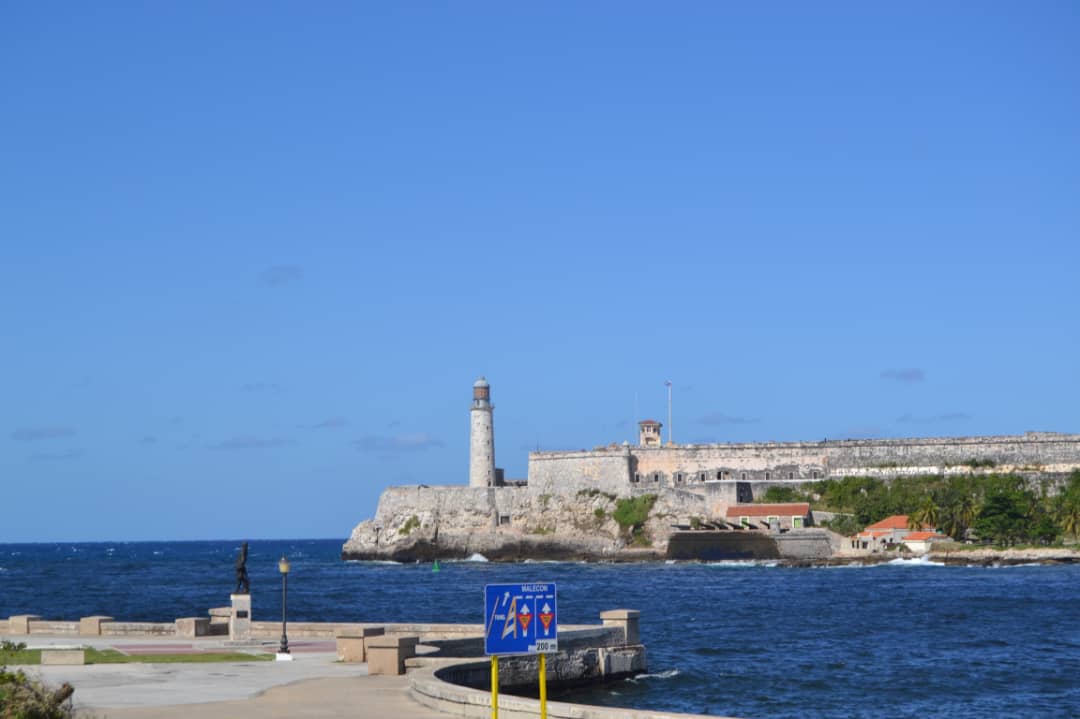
[278,555,291,657]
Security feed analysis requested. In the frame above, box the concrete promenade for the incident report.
[3,634,447,719]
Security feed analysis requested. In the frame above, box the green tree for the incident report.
[973,487,1032,545]
[1055,471,1080,539]
[909,496,939,530]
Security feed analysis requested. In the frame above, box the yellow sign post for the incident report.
[539,653,548,719]
[491,655,499,719]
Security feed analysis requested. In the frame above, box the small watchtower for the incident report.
[638,419,662,447]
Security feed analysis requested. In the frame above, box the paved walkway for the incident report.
[6,634,448,719]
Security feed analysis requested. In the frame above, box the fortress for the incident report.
[343,378,1080,561]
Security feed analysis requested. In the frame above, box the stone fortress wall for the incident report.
[527,431,1080,497]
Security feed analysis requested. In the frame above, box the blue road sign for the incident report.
[484,582,558,656]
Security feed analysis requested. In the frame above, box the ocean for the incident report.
[2,539,1078,719]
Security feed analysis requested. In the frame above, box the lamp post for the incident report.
[278,555,291,657]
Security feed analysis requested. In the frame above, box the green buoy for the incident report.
[432,560,440,572]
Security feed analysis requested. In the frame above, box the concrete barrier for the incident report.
[7,615,41,635]
[80,616,114,636]
[367,635,418,675]
[599,609,640,645]
[176,617,211,638]
[41,648,85,666]
[336,626,385,662]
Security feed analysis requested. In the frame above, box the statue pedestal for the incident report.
[229,594,251,641]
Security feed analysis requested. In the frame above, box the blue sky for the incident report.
[2,2,1077,542]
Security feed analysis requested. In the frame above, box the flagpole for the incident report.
[665,381,673,446]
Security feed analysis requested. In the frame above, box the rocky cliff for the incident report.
[341,484,705,562]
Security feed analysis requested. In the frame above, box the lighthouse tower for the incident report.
[469,376,496,488]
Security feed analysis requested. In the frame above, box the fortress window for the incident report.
[653,473,660,482]
[499,515,510,526]
[812,471,819,479]
[741,472,746,480]
[789,472,794,479]
[634,473,641,482]
[765,472,771,480]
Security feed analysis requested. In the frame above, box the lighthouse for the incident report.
[469,376,496,488]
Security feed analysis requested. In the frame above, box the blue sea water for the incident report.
[2,539,1078,719]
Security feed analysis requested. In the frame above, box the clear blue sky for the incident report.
[2,2,1077,542]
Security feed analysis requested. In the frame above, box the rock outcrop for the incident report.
[342,485,704,562]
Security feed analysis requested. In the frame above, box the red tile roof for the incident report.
[865,515,915,530]
[726,503,810,518]
[638,419,661,426]
[903,531,946,542]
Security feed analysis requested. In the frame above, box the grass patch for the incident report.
[0,649,40,665]
[86,649,273,664]
[0,648,272,665]
[593,508,606,520]
[612,494,657,531]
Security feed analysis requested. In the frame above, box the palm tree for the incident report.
[1060,499,1080,539]
[955,494,976,534]
[911,496,939,530]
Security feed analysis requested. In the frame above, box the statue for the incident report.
[234,542,250,594]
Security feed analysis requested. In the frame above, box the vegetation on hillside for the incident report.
[613,494,657,545]
[398,515,421,536]
[759,470,1080,546]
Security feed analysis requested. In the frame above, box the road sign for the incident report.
[484,582,558,655]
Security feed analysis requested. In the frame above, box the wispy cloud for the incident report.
[29,448,83,461]
[258,265,303,287]
[138,436,158,445]
[698,413,760,426]
[208,436,295,450]
[896,412,970,424]
[241,382,285,393]
[881,368,925,383]
[10,426,77,441]
[300,416,348,430]
[352,433,444,454]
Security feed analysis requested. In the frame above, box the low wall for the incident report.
[665,531,780,561]
[409,658,737,719]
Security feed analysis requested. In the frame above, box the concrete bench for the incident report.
[40,648,86,665]
[336,626,385,663]
[366,635,418,675]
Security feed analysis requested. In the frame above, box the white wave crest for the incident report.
[629,668,681,683]
[465,553,489,562]
[887,555,944,567]
[704,560,779,568]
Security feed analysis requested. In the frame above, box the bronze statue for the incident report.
[234,542,250,594]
